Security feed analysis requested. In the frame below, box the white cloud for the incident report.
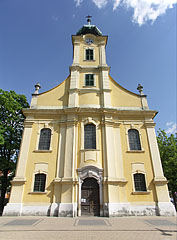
[92,0,108,8]
[113,0,121,11]
[121,0,177,26]
[166,121,174,126]
[74,0,177,25]
[166,122,177,134]
[74,0,83,7]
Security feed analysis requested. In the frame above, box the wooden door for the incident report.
[81,178,100,216]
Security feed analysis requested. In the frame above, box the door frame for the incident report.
[77,166,103,217]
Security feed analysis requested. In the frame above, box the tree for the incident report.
[0,89,29,215]
[157,129,177,210]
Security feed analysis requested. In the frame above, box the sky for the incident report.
[0,0,176,134]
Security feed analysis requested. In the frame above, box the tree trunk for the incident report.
[0,169,8,215]
[172,191,177,211]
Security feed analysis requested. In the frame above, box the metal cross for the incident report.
[86,15,92,24]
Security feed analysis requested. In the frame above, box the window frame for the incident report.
[84,123,96,150]
[128,129,141,151]
[84,47,95,61]
[33,173,46,192]
[85,74,95,87]
[126,126,144,152]
[35,125,53,152]
[133,173,147,192]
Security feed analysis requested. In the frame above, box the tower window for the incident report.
[86,49,94,60]
[85,74,94,86]
[84,124,96,149]
[38,128,51,150]
[33,173,46,192]
[134,173,146,191]
[128,129,141,150]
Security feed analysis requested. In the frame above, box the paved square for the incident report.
[3,219,40,226]
[144,219,176,226]
[77,219,107,226]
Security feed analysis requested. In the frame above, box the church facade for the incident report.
[3,22,176,217]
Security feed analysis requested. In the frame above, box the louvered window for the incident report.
[86,49,94,60]
[33,173,46,192]
[134,173,146,191]
[85,74,94,86]
[128,129,141,150]
[84,124,96,149]
[38,128,51,150]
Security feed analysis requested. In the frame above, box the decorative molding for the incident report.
[131,191,150,195]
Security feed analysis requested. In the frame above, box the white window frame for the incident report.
[125,125,144,152]
[80,117,100,151]
[35,124,53,152]
[84,47,95,61]
[30,162,48,194]
[84,73,95,87]
[131,163,149,194]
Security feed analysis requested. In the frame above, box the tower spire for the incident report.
[86,15,92,25]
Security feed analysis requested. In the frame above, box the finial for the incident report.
[86,15,92,25]
[34,82,41,94]
[137,84,144,95]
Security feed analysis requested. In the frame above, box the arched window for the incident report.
[33,173,46,192]
[128,129,141,150]
[84,124,96,149]
[38,128,51,150]
[134,173,146,191]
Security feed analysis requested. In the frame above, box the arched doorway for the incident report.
[81,178,100,216]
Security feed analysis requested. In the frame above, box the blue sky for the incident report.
[0,0,176,134]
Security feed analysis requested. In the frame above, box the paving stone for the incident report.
[4,219,40,226]
[144,219,176,226]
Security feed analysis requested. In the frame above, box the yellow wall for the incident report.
[120,124,157,202]
[36,77,69,107]
[110,77,142,108]
[22,123,59,203]
[79,92,100,106]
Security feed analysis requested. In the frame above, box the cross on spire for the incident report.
[86,15,92,25]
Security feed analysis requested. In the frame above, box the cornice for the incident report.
[23,107,157,120]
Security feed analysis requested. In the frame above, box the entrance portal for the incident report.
[81,178,100,216]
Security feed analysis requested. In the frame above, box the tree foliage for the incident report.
[157,129,177,209]
[0,89,29,214]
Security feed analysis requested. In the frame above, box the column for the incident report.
[99,44,106,66]
[145,122,176,216]
[78,178,83,216]
[98,179,103,216]
[73,42,80,65]
[3,121,33,216]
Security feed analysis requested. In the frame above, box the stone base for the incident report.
[108,203,157,217]
[108,202,176,217]
[3,202,176,217]
[3,203,50,216]
[58,203,77,217]
[157,202,176,216]
[3,203,23,216]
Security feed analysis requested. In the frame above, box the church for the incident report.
[3,19,176,217]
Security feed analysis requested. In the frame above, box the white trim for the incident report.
[81,117,100,151]
[84,46,95,61]
[84,73,96,87]
[125,126,144,151]
[35,124,53,151]
[31,163,48,193]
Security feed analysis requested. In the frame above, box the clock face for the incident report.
[85,38,94,45]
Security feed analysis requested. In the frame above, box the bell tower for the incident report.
[68,17,111,108]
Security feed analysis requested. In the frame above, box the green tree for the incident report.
[0,89,29,215]
[157,129,177,210]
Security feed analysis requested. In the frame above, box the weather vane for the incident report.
[86,15,92,25]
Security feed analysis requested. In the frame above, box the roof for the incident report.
[76,24,102,36]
